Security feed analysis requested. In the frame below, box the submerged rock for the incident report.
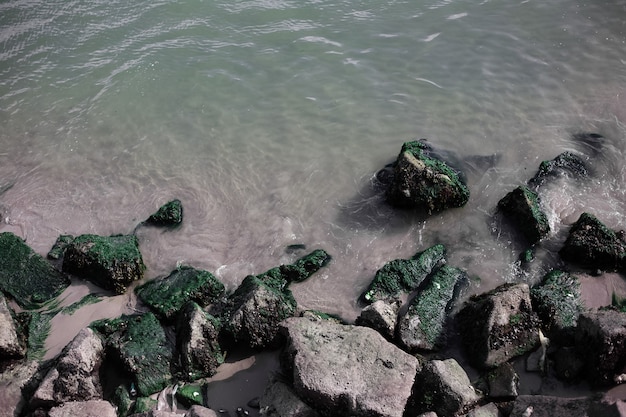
[145,199,183,227]
[63,234,145,294]
[559,212,626,272]
[91,312,173,397]
[497,185,550,244]
[458,283,541,369]
[361,243,446,303]
[575,309,626,387]
[408,358,481,416]
[135,266,225,322]
[176,301,223,381]
[397,265,467,351]
[0,232,70,309]
[224,274,297,349]
[386,140,470,213]
[527,151,589,188]
[0,293,25,359]
[31,328,104,407]
[280,316,420,417]
[530,270,583,344]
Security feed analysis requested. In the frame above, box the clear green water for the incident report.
[1,0,626,407]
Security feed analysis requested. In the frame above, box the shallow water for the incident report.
[2,0,626,412]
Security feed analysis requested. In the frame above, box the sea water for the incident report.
[1,0,626,412]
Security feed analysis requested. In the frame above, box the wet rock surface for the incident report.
[0,292,25,359]
[145,199,183,227]
[497,185,550,245]
[280,315,420,417]
[259,380,321,417]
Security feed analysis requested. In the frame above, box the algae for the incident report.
[60,293,103,315]
[145,199,183,227]
[0,232,71,309]
[280,249,332,283]
[497,185,550,244]
[23,311,54,361]
[135,266,225,321]
[176,383,204,408]
[47,234,75,260]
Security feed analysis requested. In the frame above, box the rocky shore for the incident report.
[3,138,626,417]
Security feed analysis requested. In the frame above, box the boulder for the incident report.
[0,232,70,309]
[47,234,74,260]
[527,151,589,188]
[48,400,117,417]
[259,380,321,417]
[135,266,225,322]
[280,316,420,417]
[224,274,297,349]
[397,265,467,351]
[559,212,626,272]
[277,249,332,284]
[497,185,550,244]
[464,402,503,417]
[62,234,145,294]
[0,292,26,359]
[188,405,219,417]
[575,309,626,387]
[530,270,583,344]
[385,140,470,213]
[91,312,173,397]
[458,283,541,369]
[355,299,401,340]
[31,328,104,407]
[361,244,446,303]
[176,301,223,381]
[145,199,183,227]
[483,362,519,399]
[0,360,41,417]
[408,358,481,416]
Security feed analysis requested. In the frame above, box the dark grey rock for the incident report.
[31,328,104,407]
[458,283,541,369]
[409,358,482,416]
[355,299,400,340]
[485,363,519,399]
[145,199,183,227]
[528,151,589,188]
[259,380,320,417]
[280,316,420,417]
[188,405,219,417]
[0,292,25,358]
[497,185,550,244]
[0,360,40,417]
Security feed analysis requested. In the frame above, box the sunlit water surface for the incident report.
[2,0,626,412]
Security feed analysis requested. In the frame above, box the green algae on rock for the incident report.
[280,249,331,283]
[90,312,173,397]
[528,151,589,188]
[62,234,146,294]
[0,232,71,309]
[46,234,75,260]
[386,140,470,213]
[497,185,550,244]
[145,199,183,227]
[530,270,583,344]
[361,243,446,303]
[135,266,225,322]
[175,383,204,408]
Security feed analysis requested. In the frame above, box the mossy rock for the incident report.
[92,312,173,397]
[254,249,332,291]
[135,266,225,322]
[132,397,158,414]
[530,270,583,344]
[145,199,183,227]
[497,185,550,244]
[559,212,626,272]
[62,234,146,294]
[361,244,446,303]
[0,232,71,309]
[110,384,133,417]
[528,151,588,188]
[175,383,204,408]
[386,140,470,213]
[47,234,75,260]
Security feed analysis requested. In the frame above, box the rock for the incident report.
[355,299,401,340]
[62,234,145,294]
[176,302,223,381]
[278,249,332,284]
[464,402,503,417]
[497,185,550,244]
[0,232,70,309]
[31,328,104,407]
[0,360,41,417]
[530,270,583,345]
[508,395,593,417]
[458,283,541,369]
[528,151,589,188]
[176,383,204,408]
[559,212,626,272]
[48,400,117,417]
[553,346,584,381]
[385,140,470,213]
[132,396,158,414]
[224,274,297,349]
[188,405,219,417]
[281,316,420,417]
[408,358,481,416]
[0,292,26,359]
[135,266,225,322]
[575,309,626,387]
[259,380,321,417]
[110,384,133,417]
[91,312,173,396]
[361,244,446,303]
[484,363,519,399]
[397,265,467,351]
[47,234,75,260]
[145,199,183,227]
[128,411,180,417]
